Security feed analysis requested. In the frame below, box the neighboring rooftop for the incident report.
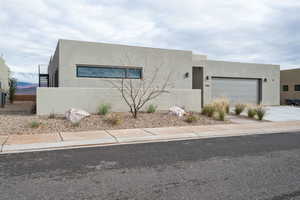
[281,68,300,72]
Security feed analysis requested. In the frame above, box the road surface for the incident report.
[1,132,300,200]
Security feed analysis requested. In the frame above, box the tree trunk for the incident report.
[133,109,138,118]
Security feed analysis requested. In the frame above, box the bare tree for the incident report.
[110,67,173,118]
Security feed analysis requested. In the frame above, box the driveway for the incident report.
[264,106,300,122]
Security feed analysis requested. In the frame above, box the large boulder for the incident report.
[65,108,90,124]
[169,106,185,117]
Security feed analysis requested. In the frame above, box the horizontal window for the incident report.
[282,85,289,92]
[295,84,300,91]
[127,68,142,79]
[76,66,142,79]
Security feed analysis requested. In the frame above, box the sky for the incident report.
[1,0,300,83]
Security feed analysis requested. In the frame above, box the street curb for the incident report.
[1,129,300,154]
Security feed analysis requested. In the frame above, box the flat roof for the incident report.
[58,39,197,54]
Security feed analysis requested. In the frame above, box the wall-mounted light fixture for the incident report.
[184,72,189,78]
[264,78,267,82]
[206,76,210,80]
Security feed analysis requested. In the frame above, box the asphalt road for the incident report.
[1,132,300,200]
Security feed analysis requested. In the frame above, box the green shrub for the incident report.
[147,104,157,113]
[98,104,111,115]
[234,104,246,115]
[247,107,257,118]
[201,105,210,115]
[106,113,123,126]
[255,105,266,120]
[71,122,80,127]
[185,113,198,123]
[30,121,40,128]
[216,109,226,121]
[9,78,17,104]
[202,104,216,117]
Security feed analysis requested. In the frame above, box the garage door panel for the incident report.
[212,78,259,104]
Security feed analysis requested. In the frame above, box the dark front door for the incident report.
[192,67,204,107]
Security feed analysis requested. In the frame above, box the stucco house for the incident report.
[0,56,10,106]
[37,39,280,115]
[280,68,300,105]
[0,56,9,92]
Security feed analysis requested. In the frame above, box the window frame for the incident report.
[294,84,300,91]
[76,65,143,79]
[282,85,289,92]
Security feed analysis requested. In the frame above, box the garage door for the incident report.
[211,77,260,104]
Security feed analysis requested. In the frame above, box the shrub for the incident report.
[225,105,230,114]
[216,109,226,121]
[234,104,246,115]
[185,113,198,123]
[247,107,257,118]
[71,122,80,127]
[9,78,17,104]
[255,105,266,120]
[147,104,157,113]
[210,98,229,120]
[98,104,111,115]
[202,104,215,117]
[212,97,230,114]
[201,105,210,115]
[106,113,123,126]
[30,121,40,128]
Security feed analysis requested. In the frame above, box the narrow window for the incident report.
[295,84,300,91]
[77,66,142,79]
[126,68,142,79]
[282,85,289,92]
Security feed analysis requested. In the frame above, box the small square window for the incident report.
[282,85,289,92]
[295,85,300,91]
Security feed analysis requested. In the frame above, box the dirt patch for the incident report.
[0,111,230,135]
[0,101,34,115]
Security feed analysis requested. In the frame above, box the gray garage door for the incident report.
[212,77,260,104]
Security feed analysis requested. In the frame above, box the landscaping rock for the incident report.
[169,106,185,117]
[65,108,90,124]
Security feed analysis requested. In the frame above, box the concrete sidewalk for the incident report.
[1,121,300,154]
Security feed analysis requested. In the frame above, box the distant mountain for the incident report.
[17,81,38,87]
[16,87,37,95]
[10,72,42,95]
[16,81,38,95]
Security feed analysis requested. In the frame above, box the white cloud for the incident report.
[0,0,300,83]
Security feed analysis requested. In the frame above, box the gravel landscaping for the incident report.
[0,102,230,135]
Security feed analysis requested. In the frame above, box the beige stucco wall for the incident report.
[198,60,280,106]
[45,39,280,112]
[37,87,202,115]
[54,39,196,90]
[0,57,9,92]
[280,69,300,104]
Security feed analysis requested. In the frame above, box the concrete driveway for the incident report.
[264,106,300,122]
